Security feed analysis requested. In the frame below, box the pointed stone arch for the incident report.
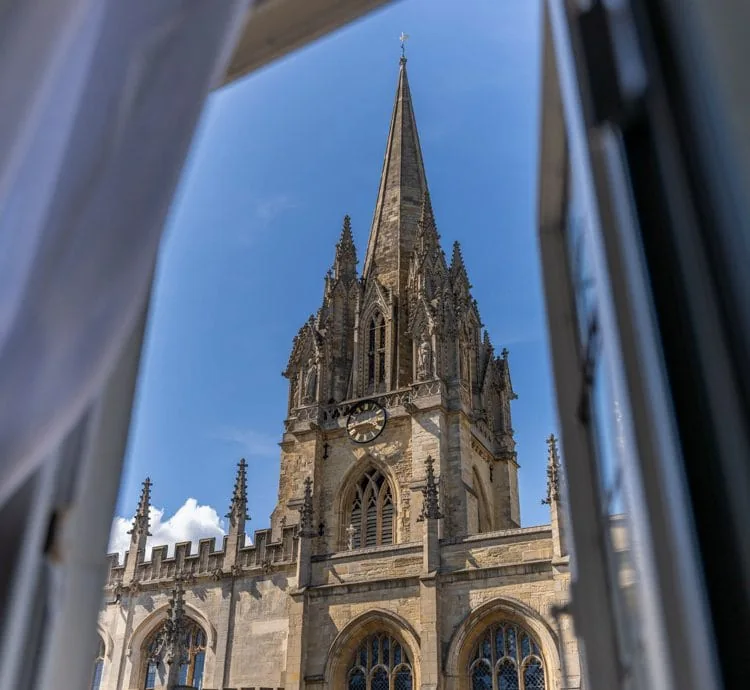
[96,622,114,660]
[126,602,216,689]
[444,596,562,690]
[324,608,421,689]
[336,455,401,550]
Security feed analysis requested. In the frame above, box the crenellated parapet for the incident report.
[104,524,299,589]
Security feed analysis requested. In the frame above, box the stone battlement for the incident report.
[105,525,299,588]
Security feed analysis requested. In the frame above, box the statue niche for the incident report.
[303,357,318,403]
[417,338,432,381]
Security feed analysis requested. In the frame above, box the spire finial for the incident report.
[226,458,250,527]
[542,434,561,505]
[128,477,152,541]
[399,32,409,62]
[418,456,443,521]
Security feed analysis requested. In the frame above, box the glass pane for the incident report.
[497,659,519,690]
[358,643,367,668]
[90,659,103,690]
[193,651,205,689]
[481,633,491,660]
[520,633,531,659]
[471,661,492,690]
[371,667,388,690]
[145,662,157,690]
[394,668,413,690]
[495,626,505,660]
[349,669,366,690]
[372,635,379,665]
[523,659,545,690]
[178,662,189,685]
[393,642,402,665]
[506,626,517,661]
[382,636,390,667]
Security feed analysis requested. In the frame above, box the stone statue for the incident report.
[303,358,317,403]
[417,338,432,380]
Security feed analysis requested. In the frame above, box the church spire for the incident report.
[362,55,429,289]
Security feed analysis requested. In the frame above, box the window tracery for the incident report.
[468,622,545,690]
[91,636,105,690]
[143,618,206,689]
[367,313,387,391]
[347,632,413,690]
[348,468,394,549]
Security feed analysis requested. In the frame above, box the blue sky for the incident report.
[111,0,554,554]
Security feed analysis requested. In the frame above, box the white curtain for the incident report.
[0,0,251,508]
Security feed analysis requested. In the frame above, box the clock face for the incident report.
[346,401,387,444]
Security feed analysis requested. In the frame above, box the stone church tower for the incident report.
[96,58,581,690]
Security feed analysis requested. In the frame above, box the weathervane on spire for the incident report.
[400,32,409,60]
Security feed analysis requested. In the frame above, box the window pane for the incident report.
[145,662,157,690]
[495,626,505,661]
[506,626,517,660]
[481,633,491,660]
[90,659,103,690]
[471,661,492,690]
[349,669,366,690]
[193,650,205,689]
[394,668,413,690]
[523,659,545,690]
[497,659,519,690]
[371,667,388,690]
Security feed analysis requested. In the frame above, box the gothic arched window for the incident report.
[348,633,413,690]
[348,468,394,548]
[468,622,545,690]
[143,618,207,689]
[90,636,105,690]
[368,313,387,390]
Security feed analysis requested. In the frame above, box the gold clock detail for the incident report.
[346,400,387,444]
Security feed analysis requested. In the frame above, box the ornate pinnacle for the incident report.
[333,214,358,282]
[163,576,188,672]
[501,347,509,360]
[416,191,440,257]
[226,458,250,528]
[450,241,471,290]
[542,434,561,505]
[418,456,443,521]
[128,477,152,541]
[298,476,316,538]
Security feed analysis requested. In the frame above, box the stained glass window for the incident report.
[143,618,207,689]
[348,469,395,549]
[468,622,546,690]
[347,632,412,690]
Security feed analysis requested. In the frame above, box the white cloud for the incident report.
[108,498,226,558]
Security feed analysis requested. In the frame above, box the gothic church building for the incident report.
[96,57,581,690]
